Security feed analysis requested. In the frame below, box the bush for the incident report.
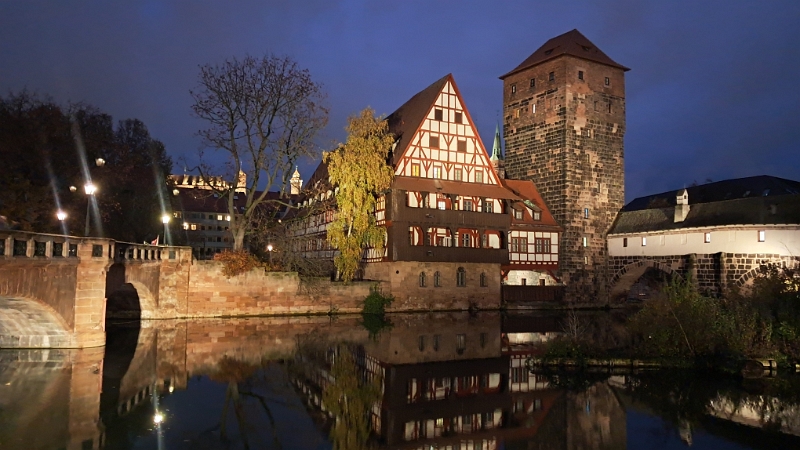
[628,276,774,360]
[362,287,393,315]
[215,250,262,277]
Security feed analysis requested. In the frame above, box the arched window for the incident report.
[419,272,426,287]
[456,267,466,287]
[434,271,441,287]
[480,272,487,287]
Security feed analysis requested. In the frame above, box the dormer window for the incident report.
[514,209,523,220]
[533,211,541,221]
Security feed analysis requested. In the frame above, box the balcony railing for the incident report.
[392,204,511,229]
[394,245,508,264]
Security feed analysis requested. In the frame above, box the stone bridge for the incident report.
[609,252,800,299]
[0,230,192,349]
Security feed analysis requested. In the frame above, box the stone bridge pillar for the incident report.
[73,240,112,348]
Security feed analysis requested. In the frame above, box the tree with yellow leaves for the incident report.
[324,108,394,283]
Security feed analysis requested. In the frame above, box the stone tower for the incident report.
[500,29,628,301]
[290,166,303,195]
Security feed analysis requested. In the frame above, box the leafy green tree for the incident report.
[190,54,328,251]
[324,108,394,282]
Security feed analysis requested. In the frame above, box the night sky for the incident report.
[2,1,799,202]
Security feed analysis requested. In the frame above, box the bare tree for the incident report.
[190,55,328,251]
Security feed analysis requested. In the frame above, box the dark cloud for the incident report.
[1,0,798,201]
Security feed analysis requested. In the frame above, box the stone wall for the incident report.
[184,262,374,317]
[503,55,626,302]
[609,253,800,297]
[364,261,502,311]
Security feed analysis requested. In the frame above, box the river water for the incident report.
[1,311,799,450]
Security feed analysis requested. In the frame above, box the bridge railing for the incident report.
[0,230,113,259]
[0,230,186,263]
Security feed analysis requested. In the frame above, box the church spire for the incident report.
[490,124,505,179]
[491,123,503,161]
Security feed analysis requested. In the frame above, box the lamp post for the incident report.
[84,182,97,237]
[56,210,67,235]
[161,214,171,246]
[267,244,273,266]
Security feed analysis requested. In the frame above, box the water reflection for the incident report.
[0,312,799,449]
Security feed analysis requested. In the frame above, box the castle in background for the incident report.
[501,29,628,300]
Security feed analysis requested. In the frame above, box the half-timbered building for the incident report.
[292,74,561,307]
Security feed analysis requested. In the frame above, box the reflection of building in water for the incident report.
[292,312,628,449]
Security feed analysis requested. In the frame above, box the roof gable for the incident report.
[500,29,629,79]
[389,74,502,186]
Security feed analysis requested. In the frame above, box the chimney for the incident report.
[674,189,690,222]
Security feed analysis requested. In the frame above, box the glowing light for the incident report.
[161,214,170,224]
[267,244,273,252]
[172,188,179,196]
[84,183,97,196]
[153,412,164,424]
[168,386,174,393]
[56,210,67,221]
[225,215,230,221]
[182,222,189,230]
[95,158,106,167]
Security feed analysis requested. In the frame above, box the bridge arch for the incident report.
[610,259,682,300]
[0,297,74,348]
[734,259,800,292]
[106,281,157,320]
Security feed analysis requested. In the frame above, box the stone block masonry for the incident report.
[504,53,627,303]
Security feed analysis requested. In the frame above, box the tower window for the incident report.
[582,236,588,247]
[758,230,766,242]
[511,84,517,94]
[642,237,647,246]
[549,72,555,82]
[623,238,628,247]
[578,70,584,80]
[605,77,610,86]
[434,109,443,121]
[531,103,536,113]
[529,78,535,88]
[594,101,598,111]
[584,208,590,219]
[607,102,612,113]
[454,112,462,123]
[429,135,440,148]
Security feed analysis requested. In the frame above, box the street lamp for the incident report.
[267,244,273,266]
[84,182,97,237]
[56,210,67,221]
[161,214,170,246]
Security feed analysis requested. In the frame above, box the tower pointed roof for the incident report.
[500,29,629,80]
[490,123,503,161]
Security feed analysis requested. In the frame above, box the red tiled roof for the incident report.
[501,179,561,230]
[500,29,629,80]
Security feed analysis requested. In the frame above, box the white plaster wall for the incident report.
[608,226,800,257]
[505,270,558,286]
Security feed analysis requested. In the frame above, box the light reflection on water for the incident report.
[0,312,799,450]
